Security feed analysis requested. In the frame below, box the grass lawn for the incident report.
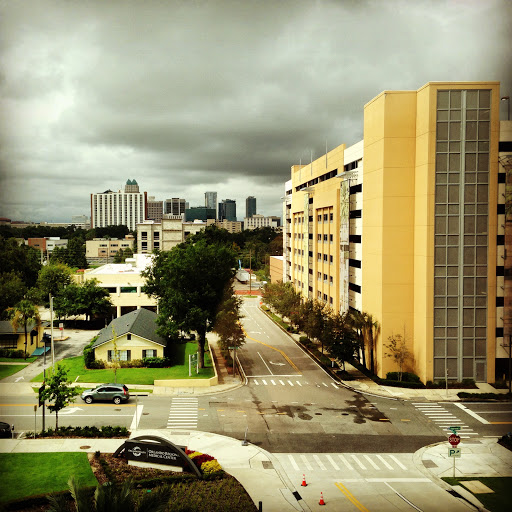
[0,452,97,503]
[0,356,37,363]
[31,343,215,385]
[442,477,512,512]
[0,364,28,379]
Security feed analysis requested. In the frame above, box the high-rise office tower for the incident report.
[246,196,257,218]
[205,191,217,219]
[219,199,236,221]
[165,198,186,216]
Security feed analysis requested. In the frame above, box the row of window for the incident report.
[106,349,157,362]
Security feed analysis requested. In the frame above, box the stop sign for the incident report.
[449,434,461,446]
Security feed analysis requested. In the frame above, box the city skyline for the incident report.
[1,0,511,223]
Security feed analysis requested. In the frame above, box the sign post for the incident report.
[228,346,239,377]
[59,322,64,340]
[448,432,461,477]
[189,353,198,377]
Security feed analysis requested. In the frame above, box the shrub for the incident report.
[83,337,97,368]
[142,356,172,368]
[88,359,105,369]
[201,460,223,475]
[299,336,309,344]
[386,372,421,383]
[379,379,425,389]
[0,349,25,358]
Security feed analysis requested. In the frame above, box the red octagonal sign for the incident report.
[449,434,461,446]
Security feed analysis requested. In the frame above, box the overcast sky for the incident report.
[1,0,511,224]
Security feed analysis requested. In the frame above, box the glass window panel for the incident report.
[479,90,490,108]
[438,91,449,109]
[436,142,448,154]
[464,216,475,233]
[447,327,458,337]
[434,339,445,356]
[464,247,475,264]
[465,174,476,186]
[447,297,458,307]
[463,266,474,276]
[463,339,474,356]
[448,217,459,234]
[477,172,488,184]
[448,185,459,203]
[434,359,446,379]
[463,308,474,325]
[463,277,474,295]
[447,340,458,356]
[447,246,458,264]
[476,327,486,337]
[449,153,460,171]
[447,308,458,325]
[465,153,476,172]
[450,109,461,121]
[477,153,489,172]
[448,235,459,245]
[476,204,487,214]
[448,173,460,184]
[435,247,446,265]
[466,121,477,140]
[447,278,458,296]
[436,185,447,202]
[435,235,446,246]
[476,246,487,264]
[463,327,474,337]
[478,121,489,140]
[475,309,486,326]
[466,141,477,151]
[476,235,487,246]
[450,91,461,108]
[475,339,486,357]
[436,216,446,234]
[464,186,476,202]
[467,90,478,108]
[450,142,461,153]
[476,216,487,235]
[434,327,445,337]
[464,234,475,245]
[435,268,446,278]
[437,173,447,185]
[449,122,461,140]
[475,277,487,295]
[478,141,489,152]
[447,266,458,276]
[463,359,474,379]
[479,109,490,120]
[434,308,446,323]
[466,109,478,120]
[436,204,447,215]
[465,204,475,214]
[463,296,474,306]
[447,358,458,376]
[476,266,487,277]
[437,122,448,140]
[435,296,446,307]
[437,110,449,121]
[448,204,459,214]
[477,185,488,203]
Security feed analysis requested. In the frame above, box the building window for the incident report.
[127,334,131,340]
[108,349,131,362]
[120,287,137,293]
[142,349,157,358]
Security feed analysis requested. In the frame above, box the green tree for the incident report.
[213,284,245,351]
[78,279,112,321]
[301,299,326,351]
[113,249,124,263]
[143,238,237,368]
[0,271,27,319]
[322,311,357,370]
[7,299,41,360]
[40,363,80,429]
[36,263,73,306]
[384,333,412,381]
[0,237,41,288]
[262,281,302,327]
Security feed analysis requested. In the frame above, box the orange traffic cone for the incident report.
[301,474,307,487]
[319,492,325,505]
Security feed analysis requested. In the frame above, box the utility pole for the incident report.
[49,294,55,367]
[249,250,252,296]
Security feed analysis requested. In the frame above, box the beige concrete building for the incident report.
[285,81,505,384]
[85,237,134,259]
[269,255,284,283]
[206,219,243,233]
[244,214,281,230]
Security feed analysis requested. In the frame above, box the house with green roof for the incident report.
[92,308,167,363]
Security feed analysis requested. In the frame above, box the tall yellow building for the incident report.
[284,81,506,384]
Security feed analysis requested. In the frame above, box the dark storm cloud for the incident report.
[1,0,511,222]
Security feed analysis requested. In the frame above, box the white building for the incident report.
[91,179,147,231]
[244,214,281,230]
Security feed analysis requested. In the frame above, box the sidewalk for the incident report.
[0,429,309,512]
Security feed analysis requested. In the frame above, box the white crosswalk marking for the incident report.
[167,397,198,430]
[250,379,341,388]
[288,380,294,386]
[279,380,285,385]
[262,379,267,385]
[254,380,259,385]
[277,453,409,473]
[413,402,477,438]
[331,382,338,388]
[296,381,302,386]
[271,380,276,385]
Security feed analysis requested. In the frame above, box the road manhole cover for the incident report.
[80,446,91,450]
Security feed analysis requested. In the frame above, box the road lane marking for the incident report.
[338,454,354,470]
[364,455,380,470]
[453,402,490,424]
[300,454,313,471]
[313,454,327,470]
[257,352,274,375]
[331,382,338,388]
[326,454,340,470]
[389,455,407,470]
[351,455,366,470]
[335,482,370,512]
[384,482,424,511]
[288,455,300,471]
[376,455,393,470]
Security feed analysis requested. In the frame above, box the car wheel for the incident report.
[85,396,93,404]
[113,397,121,405]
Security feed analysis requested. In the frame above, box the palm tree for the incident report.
[8,299,41,360]
[47,476,173,512]
[349,310,366,370]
